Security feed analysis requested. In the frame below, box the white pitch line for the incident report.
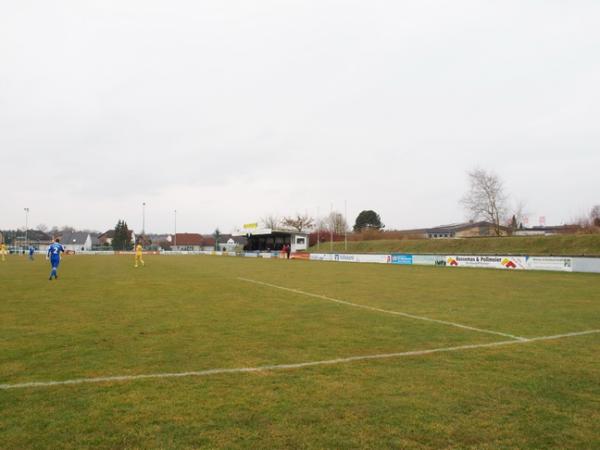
[238,277,527,341]
[1,330,598,391]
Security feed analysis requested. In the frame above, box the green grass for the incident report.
[1,255,599,448]
[310,234,600,256]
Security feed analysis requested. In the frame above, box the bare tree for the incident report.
[460,168,508,236]
[281,213,314,232]
[327,211,348,234]
[591,205,600,227]
[261,214,281,229]
[505,200,527,229]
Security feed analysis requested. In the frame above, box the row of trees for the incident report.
[261,210,384,234]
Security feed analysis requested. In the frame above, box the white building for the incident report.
[59,231,95,252]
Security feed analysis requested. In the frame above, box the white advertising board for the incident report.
[310,253,336,261]
[525,256,573,272]
[310,253,390,264]
[352,254,391,264]
[446,255,527,270]
[572,257,600,273]
[412,255,446,266]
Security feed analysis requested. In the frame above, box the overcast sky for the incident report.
[1,1,599,234]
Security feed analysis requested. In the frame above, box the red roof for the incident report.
[202,237,215,246]
[173,233,203,246]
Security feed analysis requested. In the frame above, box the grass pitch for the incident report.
[1,255,599,448]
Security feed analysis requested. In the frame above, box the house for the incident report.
[170,233,205,251]
[216,234,247,252]
[398,221,511,239]
[59,231,99,252]
[424,221,511,238]
[11,230,52,249]
[514,225,580,236]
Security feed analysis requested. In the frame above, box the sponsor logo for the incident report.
[501,258,517,269]
[391,254,413,265]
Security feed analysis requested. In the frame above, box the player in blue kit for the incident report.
[47,238,65,280]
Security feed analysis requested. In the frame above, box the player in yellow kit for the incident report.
[0,243,7,262]
[134,242,145,268]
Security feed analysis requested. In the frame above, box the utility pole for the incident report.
[317,206,320,251]
[174,209,177,248]
[142,202,146,236]
[329,203,333,253]
[344,200,347,252]
[24,207,29,251]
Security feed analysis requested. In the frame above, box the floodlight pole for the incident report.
[24,207,29,251]
[142,202,146,236]
[344,200,347,252]
[329,203,333,253]
[174,209,177,248]
[317,206,320,251]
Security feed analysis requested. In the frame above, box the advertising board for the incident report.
[445,255,527,270]
[332,254,390,264]
[412,255,446,266]
[333,254,356,263]
[391,254,413,265]
[310,253,336,261]
[290,252,311,260]
[572,257,600,273]
[355,254,390,264]
[525,256,572,272]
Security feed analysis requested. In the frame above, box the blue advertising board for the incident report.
[391,253,413,265]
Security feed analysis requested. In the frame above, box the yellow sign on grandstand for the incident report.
[243,223,258,230]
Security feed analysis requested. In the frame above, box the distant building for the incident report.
[400,221,511,239]
[12,230,52,249]
[170,233,205,251]
[59,231,99,252]
[514,225,579,236]
[216,234,247,252]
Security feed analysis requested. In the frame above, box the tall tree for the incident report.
[460,168,508,236]
[282,213,314,232]
[591,205,600,227]
[508,200,527,230]
[111,220,132,250]
[327,211,348,234]
[213,228,221,250]
[353,210,384,232]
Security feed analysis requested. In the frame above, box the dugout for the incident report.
[233,228,308,253]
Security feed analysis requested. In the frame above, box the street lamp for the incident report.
[142,202,146,235]
[24,207,29,251]
[317,206,320,251]
[344,200,348,252]
[174,209,177,248]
